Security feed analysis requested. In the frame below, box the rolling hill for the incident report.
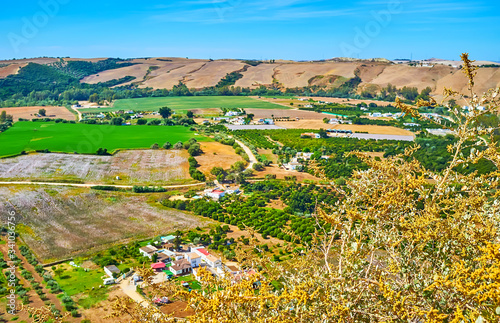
[1,56,499,98]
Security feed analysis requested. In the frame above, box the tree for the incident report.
[150,143,159,149]
[186,110,194,118]
[252,163,264,171]
[173,141,183,149]
[38,108,46,116]
[163,142,172,149]
[111,117,123,125]
[0,111,6,122]
[158,106,172,119]
[54,267,64,277]
[173,231,183,251]
[136,118,147,125]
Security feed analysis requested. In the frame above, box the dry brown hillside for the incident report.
[1,56,499,96]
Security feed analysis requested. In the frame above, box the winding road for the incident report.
[234,139,258,171]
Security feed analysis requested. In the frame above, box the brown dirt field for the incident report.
[141,61,208,89]
[81,64,153,84]
[184,61,247,88]
[275,62,358,88]
[64,57,109,63]
[0,150,193,185]
[196,142,244,174]
[330,124,414,136]
[0,106,76,121]
[0,186,211,261]
[0,63,25,78]
[226,224,283,246]
[160,300,195,318]
[435,67,500,98]
[0,58,58,65]
[80,288,133,322]
[245,107,326,120]
[367,64,455,92]
[254,164,322,182]
[235,63,279,88]
[274,120,414,135]
[191,108,220,117]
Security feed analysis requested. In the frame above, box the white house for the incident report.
[370,112,382,118]
[170,259,192,276]
[225,111,242,117]
[329,118,340,124]
[297,152,313,160]
[139,245,158,259]
[206,190,225,200]
[205,255,222,268]
[104,265,120,278]
[162,249,184,261]
[185,252,201,268]
[304,104,314,108]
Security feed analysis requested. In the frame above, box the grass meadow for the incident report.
[81,96,289,113]
[0,121,208,157]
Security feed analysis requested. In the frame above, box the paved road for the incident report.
[0,181,206,189]
[234,139,258,171]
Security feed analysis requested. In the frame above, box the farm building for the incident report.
[139,245,158,259]
[104,265,120,278]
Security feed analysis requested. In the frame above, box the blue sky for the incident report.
[0,0,499,61]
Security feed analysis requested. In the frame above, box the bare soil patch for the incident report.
[274,120,414,135]
[0,150,192,185]
[80,288,133,322]
[0,63,24,78]
[226,225,283,246]
[196,142,244,174]
[0,186,210,261]
[254,165,322,182]
[0,106,76,121]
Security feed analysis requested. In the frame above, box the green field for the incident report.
[0,122,207,157]
[81,96,289,113]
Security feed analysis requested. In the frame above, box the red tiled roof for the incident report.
[196,248,210,256]
[151,262,166,269]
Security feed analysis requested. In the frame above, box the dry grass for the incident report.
[0,63,25,78]
[0,150,193,185]
[0,186,211,261]
[254,164,322,182]
[225,224,283,246]
[196,142,244,174]
[0,106,76,121]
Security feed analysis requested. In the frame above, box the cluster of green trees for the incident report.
[163,181,337,244]
[210,161,250,183]
[132,186,167,193]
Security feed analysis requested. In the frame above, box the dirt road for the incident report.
[234,139,257,171]
[0,181,205,189]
